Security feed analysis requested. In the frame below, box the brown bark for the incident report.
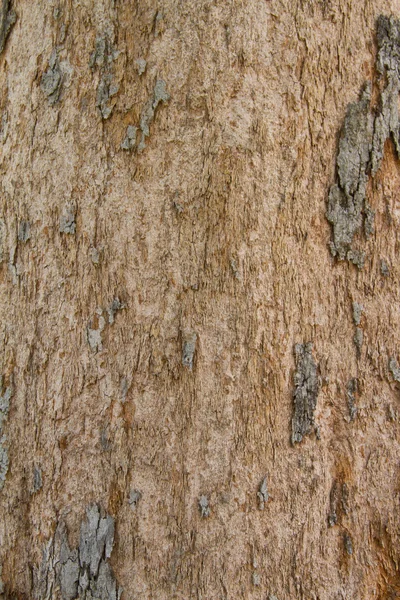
[0,0,400,598]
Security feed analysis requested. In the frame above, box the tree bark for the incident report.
[0,0,400,598]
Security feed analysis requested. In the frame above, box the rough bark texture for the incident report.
[0,1,400,599]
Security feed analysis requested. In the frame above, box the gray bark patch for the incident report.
[137,80,170,152]
[0,0,16,55]
[41,49,63,105]
[87,299,124,353]
[87,309,106,352]
[0,218,5,263]
[327,16,400,264]
[18,220,31,243]
[389,357,400,382]
[35,504,122,600]
[182,330,197,371]
[79,504,115,578]
[0,110,8,143]
[96,75,119,120]
[344,533,353,556]
[59,203,76,234]
[121,79,170,152]
[291,343,319,444]
[326,84,373,263]
[352,302,363,326]
[372,16,400,174]
[121,125,137,151]
[199,495,210,518]
[135,58,147,75]
[257,475,269,510]
[128,489,142,511]
[33,465,42,492]
[380,258,390,276]
[107,298,125,325]
[90,34,120,120]
[0,378,12,490]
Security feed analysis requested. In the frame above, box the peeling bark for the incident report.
[35,505,121,600]
[0,2,400,599]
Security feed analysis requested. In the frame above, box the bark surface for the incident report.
[0,1,400,599]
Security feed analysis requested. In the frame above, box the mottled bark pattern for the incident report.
[0,1,400,599]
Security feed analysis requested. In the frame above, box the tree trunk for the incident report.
[0,0,400,598]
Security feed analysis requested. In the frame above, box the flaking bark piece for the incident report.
[0,0,16,55]
[257,475,269,509]
[79,504,115,578]
[182,330,197,370]
[326,84,373,261]
[372,16,400,174]
[291,343,319,444]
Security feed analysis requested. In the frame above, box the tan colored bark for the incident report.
[0,0,400,598]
